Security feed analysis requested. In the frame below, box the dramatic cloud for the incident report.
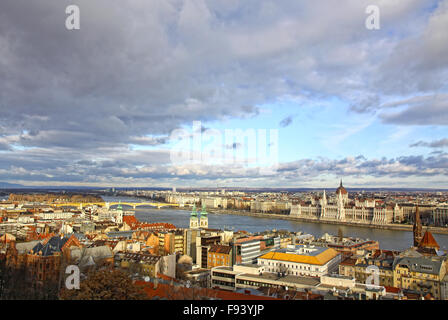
[352,1,448,119]
[0,145,447,188]
[0,0,447,186]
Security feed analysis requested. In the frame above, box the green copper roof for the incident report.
[191,204,197,216]
[201,203,207,215]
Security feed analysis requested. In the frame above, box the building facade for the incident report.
[258,245,341,277]
[290,181,400,225]
[207,244,232,268]
[393,249,446,299]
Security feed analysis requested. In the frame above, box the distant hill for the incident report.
[0,181,24,188]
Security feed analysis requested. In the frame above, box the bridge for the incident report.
[50,202,179,210]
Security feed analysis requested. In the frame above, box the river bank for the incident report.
[175,205,448,235]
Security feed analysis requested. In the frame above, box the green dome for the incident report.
[201,204,207,216]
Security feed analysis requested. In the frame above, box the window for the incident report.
[421,265,433,272]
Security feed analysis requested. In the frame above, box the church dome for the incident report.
[336,180,348,195]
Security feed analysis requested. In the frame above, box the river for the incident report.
[103,196,448,252]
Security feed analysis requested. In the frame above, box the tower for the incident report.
[190,204,199,229]
[200,203,208,229]
[115,204,123,224]
[337,191,345,220]
[320,190,327,219]
[413,205,423,247]
[335,179,348,203]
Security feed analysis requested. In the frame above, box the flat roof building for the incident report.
[258,244,341,277]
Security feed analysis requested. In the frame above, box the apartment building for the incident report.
[207,244,232,268]
[258,245,341,277]
[233,236,281,265]
[393,249,447,299]
[211,264,320,291]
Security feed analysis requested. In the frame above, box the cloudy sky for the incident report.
[0,0,448,188]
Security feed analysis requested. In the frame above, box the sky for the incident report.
[0,0,448,188]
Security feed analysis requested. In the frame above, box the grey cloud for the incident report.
[375,1,448,96]
[379,94,448,125]
[279,115,294,128]
[410,138,448,148]
[0,149,447,186]
[352,1,448,122]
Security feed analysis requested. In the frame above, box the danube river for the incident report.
[104,196,448,251]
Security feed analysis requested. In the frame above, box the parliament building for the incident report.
[290,180,402,225]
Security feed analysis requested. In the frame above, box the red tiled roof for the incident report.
[419,231,440,249]
[340,257,357,266]
[209,244,232,254]
[135,281,279,300]
[123,216,176,231]
[384,286,400,294]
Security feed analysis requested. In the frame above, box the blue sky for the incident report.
[179,95,447,164]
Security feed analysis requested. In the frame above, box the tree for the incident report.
[0,259,59,300]
[338,228,344,241]
[59,268,148,300]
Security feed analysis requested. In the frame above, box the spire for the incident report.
[190,204,199,229]
[201,203,207,216]
[413,205,423,247]
[340,179,343,187]
[200,203,208,229]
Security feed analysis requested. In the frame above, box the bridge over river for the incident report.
[50,201,179,209]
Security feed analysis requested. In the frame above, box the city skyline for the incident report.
[0,0,448,188]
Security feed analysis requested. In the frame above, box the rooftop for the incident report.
[238,272,321,287]
[259,245,339,265]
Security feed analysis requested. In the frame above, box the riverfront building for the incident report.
[290,180,401,225]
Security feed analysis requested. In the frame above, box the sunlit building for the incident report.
[290,180,400,225]
[258,244,341,277]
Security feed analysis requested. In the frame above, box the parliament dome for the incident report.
[336,180,348,195]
